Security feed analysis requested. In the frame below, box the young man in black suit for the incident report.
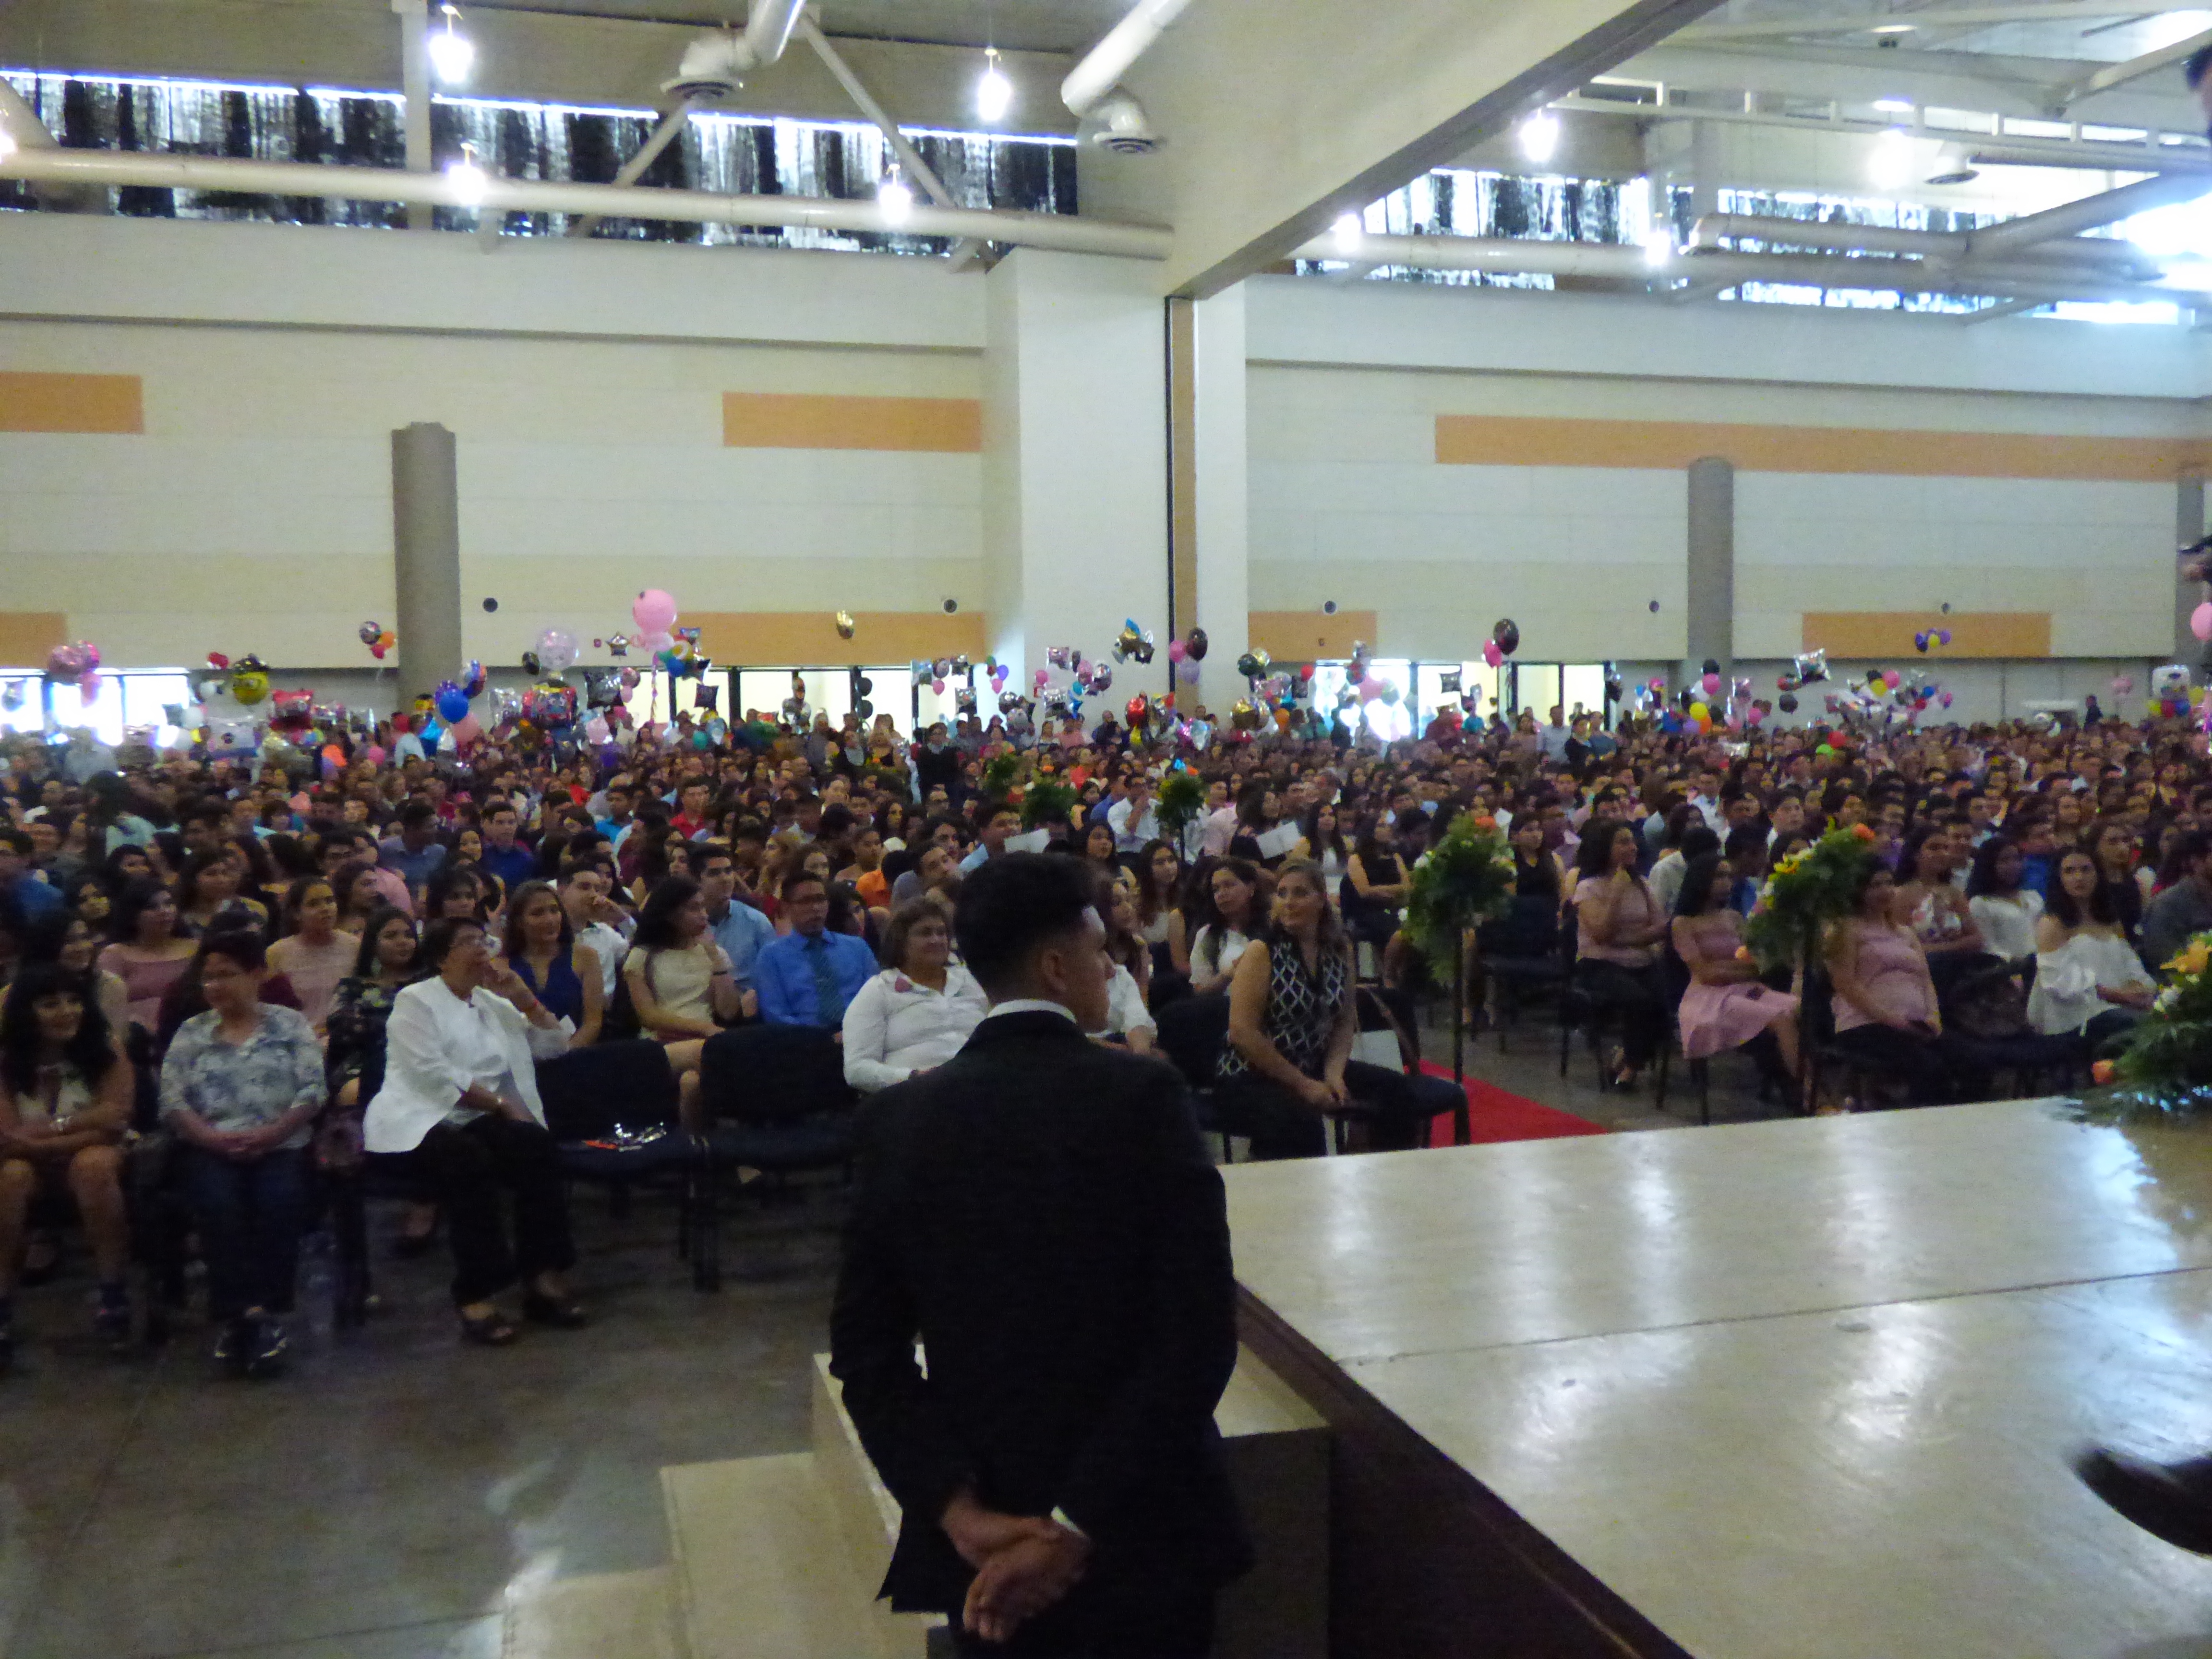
[831,854,1250,1656]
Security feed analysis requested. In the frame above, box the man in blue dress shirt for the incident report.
[697,843,772,1017]
[754,873,876,1030]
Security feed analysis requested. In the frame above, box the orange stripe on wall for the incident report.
[1248,611,1378,661]
[1436,415,2211,481]
[1802,612,2052,659]
[688,611,986,668]
[722,393,982,454]
[0,613,67,666]
[0,373,143,435]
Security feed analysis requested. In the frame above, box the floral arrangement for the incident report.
[1741,824,1879,974]
[1403,813,1517,976]
[2082,931,2212,1121]
[1156,770,1207,842]
[1020,777,1076,833]
[982,751,1023,797]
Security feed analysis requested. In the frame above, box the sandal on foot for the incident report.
[458,1308,519,1346]
[521,1290,588,1330]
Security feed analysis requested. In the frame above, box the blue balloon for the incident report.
[435,687,471,723]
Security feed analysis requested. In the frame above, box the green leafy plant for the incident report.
[1404,814,1517,977]
[2082,931,2212,1121]
[982,751,1023,796]
[1020,777,1076,832]
[1156,771,1206,842]
[1742,825,1880,974]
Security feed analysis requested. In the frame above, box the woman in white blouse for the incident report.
[841,901,987,1092]
[1966,836,2043,968]
[1184,859,1262,997]
[2028,849,2155,1047]
[365,916,585,1346]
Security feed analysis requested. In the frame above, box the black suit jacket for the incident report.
[830,1009,1251,1619]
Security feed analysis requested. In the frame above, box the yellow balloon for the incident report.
[1689,701,1709,721]
[230,670,269,706]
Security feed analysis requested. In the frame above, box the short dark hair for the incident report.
[2189,40,2212,87]
[197,927,267,974]
[954,853,1098,996]
[419,915,486,970]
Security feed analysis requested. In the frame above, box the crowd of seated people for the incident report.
[5,690,2212,1363]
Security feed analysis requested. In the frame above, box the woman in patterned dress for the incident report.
[1216,861,1432,1160]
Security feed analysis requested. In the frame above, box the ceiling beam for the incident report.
[1124,0,1730,298]
[1677,3,2203,43]
[2051,24,2212,110]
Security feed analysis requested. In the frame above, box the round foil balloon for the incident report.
[1491,619,1519,657]
[1185,628,1209,661]
[358,620,383,648]
[537,628,580,676]
[834,611,856,640]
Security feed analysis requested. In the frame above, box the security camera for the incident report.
[1088,90,1162,155]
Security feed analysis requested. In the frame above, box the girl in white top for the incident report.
[842,902,988,1092]
[2028,849,2155,1041]
[1965,836,2043,968]
[1185,859,1262,997]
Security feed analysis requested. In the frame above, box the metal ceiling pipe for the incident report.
[1687,212,2159,279]
[1971,171,2212,255]
[1290,229,2185,307]
[0,77,108,212]
[735,0,807,71]
[0,146,1176,258]
[1061,0,1198,119]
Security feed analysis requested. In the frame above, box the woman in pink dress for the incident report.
[1670,853,1800,1082]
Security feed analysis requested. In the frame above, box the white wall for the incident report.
[0,213,986,673]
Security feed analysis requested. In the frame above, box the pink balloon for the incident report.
[1033,669,1050,689]
[363,745,388,765]
[1356,676,1384,703]
[2112,675,2135,695]
[77,671,101,705]
[2194,603,2212,643]
[1701,672,1721,697]
[632,589,678,635]
[1167,639,1187,662]
[1481,640,1503,668]
[931,678,947,695]
[451,714,483,745]
[636,630,674,655]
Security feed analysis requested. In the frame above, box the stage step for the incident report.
[503,1566,682,1659]
[810,1346,1330,1659]
[662,1452,924,1659]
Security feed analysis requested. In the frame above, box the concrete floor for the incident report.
[0,1193,842,1659]
[0,1006,1790,1659]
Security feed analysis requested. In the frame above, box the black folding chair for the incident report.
[1155,991,1234,1162]
[535,1037,702,1272]
[694,1025,858,1292]
[1479,892,1568,1052]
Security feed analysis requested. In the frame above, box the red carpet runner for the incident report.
[1419,1061,1609,1148]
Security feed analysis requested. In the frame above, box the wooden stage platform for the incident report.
[1225,1100,2212,1659]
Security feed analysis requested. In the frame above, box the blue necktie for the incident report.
[807,937,840,1025]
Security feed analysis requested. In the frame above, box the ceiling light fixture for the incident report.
[1643,227,1675,267]
[0,129,15,162]
[1519,109,1561,165]
[427,4,476,87]
[1871,125,1916,190]
[446,140,488,206]
[1332,212,1363,254]
[1873,97,1913,114]
[878,166,914,225]
[976,48,1013,123]
[1869,22,1917,34]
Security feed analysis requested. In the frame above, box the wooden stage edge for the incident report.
[1238,1291,1693,1659]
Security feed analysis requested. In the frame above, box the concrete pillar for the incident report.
[983,249,1170,712]
[392,422,463,700]
[1685,456,1734,689]
[1179,286,1249,720]
[2178,470,2205,666]
[393,0,432,232]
